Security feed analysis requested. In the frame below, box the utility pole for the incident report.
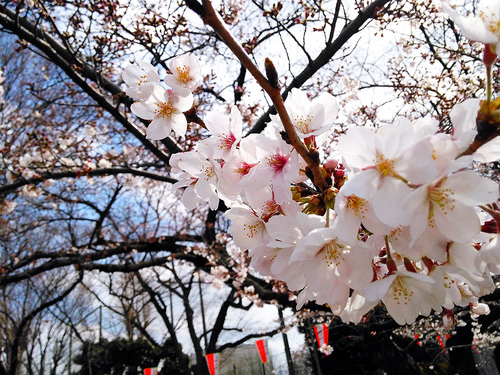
[278,307,296,375]
[198,271,208,350]
[68,329,72,375]
[99,306,102,341]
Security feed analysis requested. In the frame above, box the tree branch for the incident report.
[0,167,177,194]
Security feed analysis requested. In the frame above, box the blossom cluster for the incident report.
[122,55,199,140]
[122,1,500,326]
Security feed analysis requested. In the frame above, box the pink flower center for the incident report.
[237,162,257,176]
[260,200,281,222]
[268,153,289,172]
[218,133,237,151]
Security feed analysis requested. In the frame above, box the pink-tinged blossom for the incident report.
[246,133,303,204]
[442,310,457,329]
[0,200,17,215]
[122,61,160,100]
[270,88,339,139]
[131,84,193,139]
[404,170,499,244]
[164,54,201,92]
[227,206,268,251]
[442,1,500,55]
[219,136,261,201]
[470,302,490,315]
[226,187,284,250]
[204,106,243,159]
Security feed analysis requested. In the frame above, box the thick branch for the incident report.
[0,167,176,194]
[192,0,332,191]
[0,236,201,286]
[216,328,281,353]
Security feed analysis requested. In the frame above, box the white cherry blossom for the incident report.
[290,224,374,301]
[131,84,193,139]
[164,54,201,92]
[271,88,339,139]
[404,170,499,244]
[338,121,430,227]
[170,143,223,210]
[364,271,443,325]
[122,60,160,100]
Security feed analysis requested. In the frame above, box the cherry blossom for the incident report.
[131,84,193,139]
[364,271,443,325]
[245,130,303,204]
[251,211,324,290]
[226,186,282,250]
[338,121,425,227]
[404,170,499,244]
[290,224,374,306]
[334,180,393,242]
[203,106,243,159]
[164,54,201,92]
[161,50,500,325]
[169,143,223,210]
[218,136,261,200]
[122,60,160,100]
[270,88,339,139]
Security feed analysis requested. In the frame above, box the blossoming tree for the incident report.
[3,0,500,374]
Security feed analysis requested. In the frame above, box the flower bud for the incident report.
[470,302,490,315]
[442,309,456,330]
[323,187,338,210]
[324,159,338,173]
[265,58,280,89]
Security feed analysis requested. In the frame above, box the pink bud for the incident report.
[442,310,456,330]
[324,159,338,173]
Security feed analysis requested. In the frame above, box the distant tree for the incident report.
[73,337,187,375]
